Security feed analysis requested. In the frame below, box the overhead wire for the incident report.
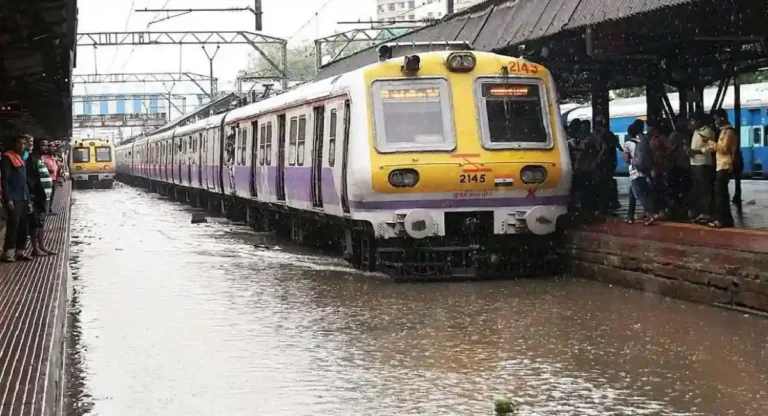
[287,0,336,41]
[106,0,138,73]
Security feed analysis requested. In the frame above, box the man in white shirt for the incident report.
[622,121,656,224]
[686,112,715,223]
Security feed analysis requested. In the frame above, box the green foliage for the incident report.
[240,39,374,84]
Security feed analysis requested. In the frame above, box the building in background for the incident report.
[72,95,169,143]
[376,0,482,21]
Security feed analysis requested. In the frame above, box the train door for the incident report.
[202,131,209,189]
[250,120,259,198]
[176,137,183,185]
[341,100,351,214]
[311,105,325,208]
[276,114,287,201]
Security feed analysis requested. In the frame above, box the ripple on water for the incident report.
[65,185,768,416]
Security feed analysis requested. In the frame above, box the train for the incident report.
[564,82,768,176]
[69,138,116,189]
[115,48,572,278]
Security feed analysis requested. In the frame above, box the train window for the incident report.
[476,80,551,149]
[266,122,273,166]
[753,127,761,146]
[240,127,247,166]
[73,147,90,163]
[329,109,337,167]
[259,124,266,165]
[371,78,455,152]
[297,115,307,166]
[764,126,768,147]
[289,117,298,166]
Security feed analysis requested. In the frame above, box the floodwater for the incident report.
[65,184,768,416]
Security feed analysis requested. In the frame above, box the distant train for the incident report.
[564,82,768,177]
[116,48,572,278]
[69,138,116,189]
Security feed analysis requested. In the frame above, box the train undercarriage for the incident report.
[117,177,566,280]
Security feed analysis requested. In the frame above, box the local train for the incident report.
[565,82,768,176]
[69,138,116,189]
[115,48,572,278]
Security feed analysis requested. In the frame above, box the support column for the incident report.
[590,67,610,128]
[646,64,664,123]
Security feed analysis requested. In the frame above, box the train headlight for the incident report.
[102,165,111,171]
[520,166,547,184]
[446,52,476,73]
[388,169,420,188]
[75,166,83,171]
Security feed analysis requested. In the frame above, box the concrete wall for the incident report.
[566,219,768,314]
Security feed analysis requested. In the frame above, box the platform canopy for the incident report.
[316,0,767,100]
[0,0,78,140]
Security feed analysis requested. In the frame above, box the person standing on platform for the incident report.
[707,109,738,228]
[0,134,33,262]
[594,117,620,215]
[687,112,715,223]
[42,141,59,215]
[26,138,56,256]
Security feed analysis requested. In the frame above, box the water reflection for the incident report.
[66,184,768,415]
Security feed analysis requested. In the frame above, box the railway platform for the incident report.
[0,183,71,416]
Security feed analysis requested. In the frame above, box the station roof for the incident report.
[316,0,767,100]
[316,0,700,80]
[0,0,78,140]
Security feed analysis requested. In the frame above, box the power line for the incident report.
[107,0,138,72]
[118,0,172,73]
[287,0,336,41]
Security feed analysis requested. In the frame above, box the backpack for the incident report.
[632,135,654,176]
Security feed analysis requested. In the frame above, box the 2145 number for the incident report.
[459,173,486,184]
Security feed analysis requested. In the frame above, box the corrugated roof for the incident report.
[316,0,699,79]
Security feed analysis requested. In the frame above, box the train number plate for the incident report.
[459,173,486,184]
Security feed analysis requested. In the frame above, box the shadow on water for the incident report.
[64,184,768,416]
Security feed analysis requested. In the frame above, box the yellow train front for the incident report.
[347,47,572,278]
[69,139,116,189]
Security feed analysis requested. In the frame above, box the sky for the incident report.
[74,0,376,100]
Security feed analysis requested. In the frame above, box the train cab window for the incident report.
[73,147,90,163]
[265,122,273,166]
[753,127,762,146]
[476,80,551,149]
[289,117,298,166]
[371,78,455,152]
[297,115,307,166]
[95,146,112,163]
[329,109,337,167]
[259,124,266,165]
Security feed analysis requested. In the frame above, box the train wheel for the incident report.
[351,226,376,272]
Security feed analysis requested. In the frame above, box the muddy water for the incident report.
[65,184,768,415]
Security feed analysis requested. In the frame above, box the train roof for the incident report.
[565,82,768,122]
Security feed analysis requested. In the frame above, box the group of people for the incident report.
[0,132,66,263]
[569,108,741,229]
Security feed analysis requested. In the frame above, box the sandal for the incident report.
[1,256,16,263]
[625,219,634,224]
[707,221,723,229]
[15,254,33,261]
[644,216,658,227]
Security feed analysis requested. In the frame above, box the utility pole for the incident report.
[447,0,454,15]
[203,46,221,97]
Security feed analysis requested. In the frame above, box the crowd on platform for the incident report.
[568,108,742,229]
[0,133,67,263]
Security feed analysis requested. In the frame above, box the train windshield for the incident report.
[371,78,455,152]
[477,80,551,149]
[95,146,112,162]
[73,147,90,163]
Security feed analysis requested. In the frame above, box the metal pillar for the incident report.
[590,67,610,129]
[645,64,664,123]
[733,69,742,203]
[203,46,221,97]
